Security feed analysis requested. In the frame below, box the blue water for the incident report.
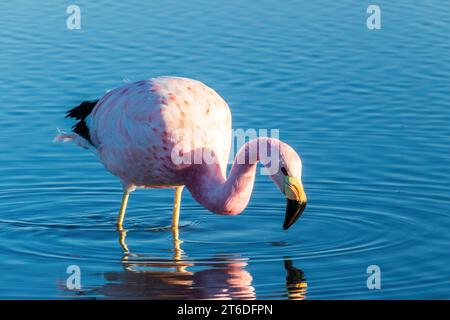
[1,0,450,299]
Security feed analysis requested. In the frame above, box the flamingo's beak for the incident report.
[283,177,307,230]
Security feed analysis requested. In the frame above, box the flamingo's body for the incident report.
[58,76,307,237]
[91,77,231,189]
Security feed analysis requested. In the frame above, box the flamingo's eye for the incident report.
[281,167,288,176]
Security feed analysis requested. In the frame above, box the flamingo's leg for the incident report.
[171,186,184,229]
[116,191,130,229]
[172,226,188,272]
[117,228,129,253]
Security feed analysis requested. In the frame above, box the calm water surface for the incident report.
[1,0,450,299]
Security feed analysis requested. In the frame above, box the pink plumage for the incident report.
[90,76,231,189]
[59,76,307,230]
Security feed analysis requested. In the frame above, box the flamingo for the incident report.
[56,76,307,235]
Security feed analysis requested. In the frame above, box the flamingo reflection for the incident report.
[96,230,307,299]
[284,258,307,300]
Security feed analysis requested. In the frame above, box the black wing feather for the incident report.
[66,100,98,120]
[66,99,99,146]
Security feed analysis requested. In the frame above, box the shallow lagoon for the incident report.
[0,0,449,299]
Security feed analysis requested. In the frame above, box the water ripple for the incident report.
[1,0,450,299]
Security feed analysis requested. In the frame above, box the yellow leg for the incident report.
[118,228,129,253]
[172,216,187,272]
[116,191,130,229]
[116,191,130,253]
[171,186,184,229]
[172,227,182,260]
[171,186,185,271]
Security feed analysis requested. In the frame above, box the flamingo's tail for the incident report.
[53,128,76,142]
[53,128,91,149]
[54,99,99,150]
[66,99,99,145]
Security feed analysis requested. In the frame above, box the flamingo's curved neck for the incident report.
[184,138,279,215]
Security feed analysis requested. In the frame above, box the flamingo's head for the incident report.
[268,142,307,230]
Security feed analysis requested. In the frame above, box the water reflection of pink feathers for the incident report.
[192,259,255,300]
[58,251,307,299]
[100,257,256,300]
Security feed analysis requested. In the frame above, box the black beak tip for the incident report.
[283,199,306,230]
[283,220,296,230]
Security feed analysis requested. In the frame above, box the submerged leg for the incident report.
[172,226,188,272]
[171,186,184,229]
[117,228,129,253]
[116,191,130,229]
[171,186,186,271]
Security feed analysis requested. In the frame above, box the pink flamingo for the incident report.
[57,76,307,233]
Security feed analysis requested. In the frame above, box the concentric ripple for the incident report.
[1,0,450,299]
[0,182,436,299]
